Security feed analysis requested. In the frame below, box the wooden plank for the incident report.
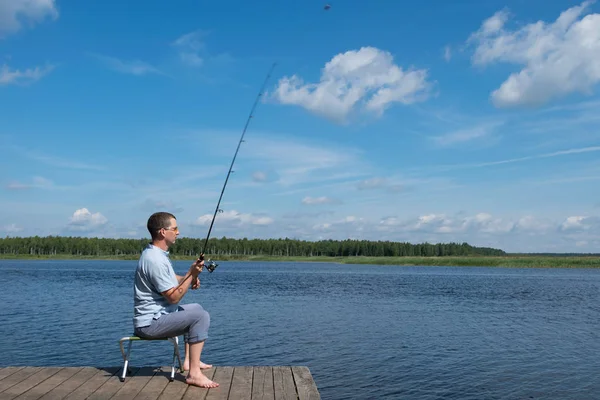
[227,367,252,400]
[0,367,62,400]
[156,370,190,400]
[133,366,172,400]
[110,366,158,400]
[85,366,141,400]
[181,367,216,400]
[273,367,296,400]
[205,366,233,400]
[0,367,25,382]
[13,367,82,400]
[64,367,125,400]
[38,367,103,400]
[0,367,43,394]
[292,367,320,400]
[0,366,319,399]
[252,366,274,400]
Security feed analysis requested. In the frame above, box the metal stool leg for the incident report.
[120,338,133,382]
[168,337,183,381]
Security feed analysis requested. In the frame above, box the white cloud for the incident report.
[2,223,23,234]
[0,63,54,85]
[378,212,514,235]
[194,210,273,227]
[172,30,206,67]
[512,216,554,233]
[270,46,432,122]
[302,196,341,205]
[67,208,108,232]
[467,1,600,107]
[88,53,164,76]
[559,215,600,232]
[312,215,366,235]
[0,0,58,38]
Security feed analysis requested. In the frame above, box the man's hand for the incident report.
[191,276,200,290]
[189,257,204,277]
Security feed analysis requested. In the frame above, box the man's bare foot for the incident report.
[183,361,213,371]
[186,373,219,388]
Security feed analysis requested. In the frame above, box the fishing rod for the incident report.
[199,62,277,273]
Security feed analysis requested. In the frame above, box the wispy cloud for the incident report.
[473,146,600,168]
[0,0,58,38]
[5,176,53,190]
[24,149,107,171]
[0,63,55,85]
[443,45,452,62]
[194,209,274,227]
[356,177,407,193]
[302,196,342,205]
[171,30,234,69]
[236,132,372,187]
[6,145,108,171]
[418,145,600,174]
[88,53,166,76]
[172,30,206,67]
[252,171,268,182]
[431,121,504,147]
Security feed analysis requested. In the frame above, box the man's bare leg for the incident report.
[186,341,219,388]
[183,342,213,371]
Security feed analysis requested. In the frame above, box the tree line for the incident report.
[0,235,506,257]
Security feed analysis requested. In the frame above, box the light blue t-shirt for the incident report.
[133,244,179,328]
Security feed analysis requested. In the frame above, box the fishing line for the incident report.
[199,62,277,273]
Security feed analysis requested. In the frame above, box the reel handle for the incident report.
[198,253,219,273]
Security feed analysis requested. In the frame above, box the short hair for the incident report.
[147,212,176,240]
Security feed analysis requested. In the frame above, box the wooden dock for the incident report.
[0,366,320,400]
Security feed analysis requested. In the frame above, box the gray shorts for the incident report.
[134,303,210,344]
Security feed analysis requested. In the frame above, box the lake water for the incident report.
[1,259,599,399]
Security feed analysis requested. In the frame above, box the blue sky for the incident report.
[1,0,600,253]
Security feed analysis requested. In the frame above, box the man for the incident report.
[133,211,219,389]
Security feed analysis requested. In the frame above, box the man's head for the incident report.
[147,212,179,247]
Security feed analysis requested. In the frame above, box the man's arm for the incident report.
[176,274,200,289]
[162,272,194,304]
[161,258,203,304]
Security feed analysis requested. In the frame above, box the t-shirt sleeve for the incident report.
[147,260,176,293]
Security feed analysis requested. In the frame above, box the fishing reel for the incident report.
[204,259,219,273]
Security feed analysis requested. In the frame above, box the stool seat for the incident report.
[118,335,183,382]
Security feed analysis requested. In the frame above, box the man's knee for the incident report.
[187,304,209,322]
[195,308,210,325]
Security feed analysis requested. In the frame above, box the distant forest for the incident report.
[0,236,506,257]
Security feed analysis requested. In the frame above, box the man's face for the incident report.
[162,217,180,246]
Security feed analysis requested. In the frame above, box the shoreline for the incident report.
[1,254,599,268]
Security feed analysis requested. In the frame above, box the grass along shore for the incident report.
[1,254,599,268]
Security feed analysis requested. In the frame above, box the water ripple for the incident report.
[1,260,599,399]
